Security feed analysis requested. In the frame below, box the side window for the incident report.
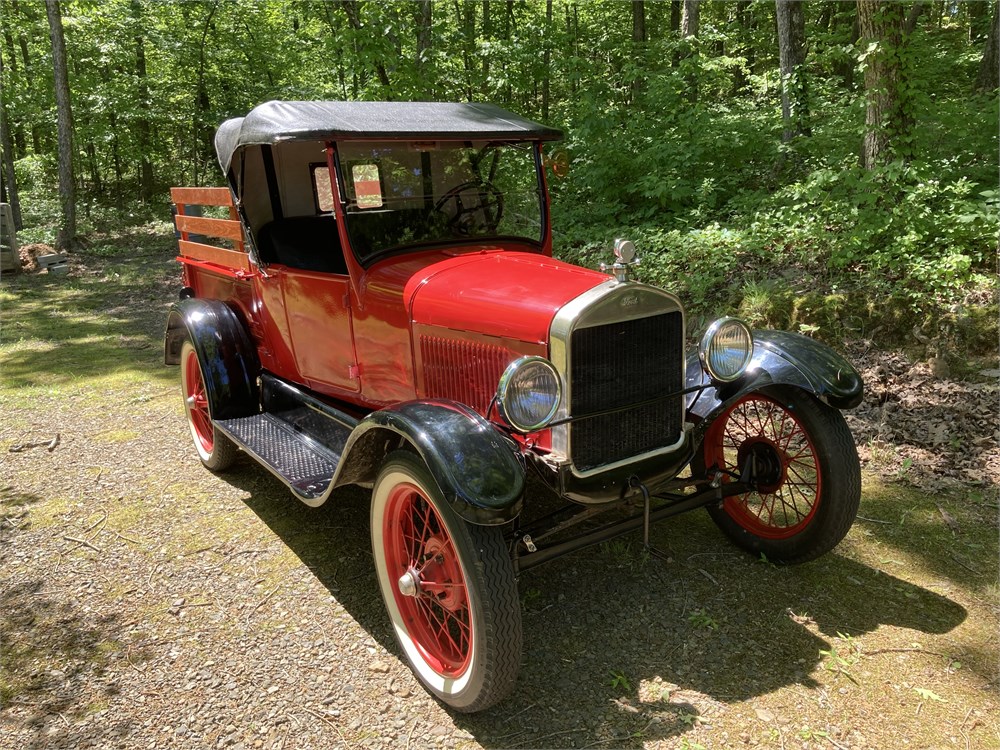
[311,164,335,213]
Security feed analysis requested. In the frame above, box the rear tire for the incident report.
[179,340,239,472]
[700,386,860,564]
[371,451,521,712]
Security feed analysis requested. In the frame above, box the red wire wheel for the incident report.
[183,344,215,455]
[179,340,238,472]
[700,387,861,563]
[371,452,521,712]
[382,481,473,677]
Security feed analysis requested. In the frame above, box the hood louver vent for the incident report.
[420,336,514,415]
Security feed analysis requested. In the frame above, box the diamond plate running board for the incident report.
[215,413,348,499]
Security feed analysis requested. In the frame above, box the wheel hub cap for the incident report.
[397,568,420,598]
[737,438,786,493]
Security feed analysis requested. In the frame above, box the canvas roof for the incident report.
[214,100,563,173]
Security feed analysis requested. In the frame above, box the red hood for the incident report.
[403,251,607,344]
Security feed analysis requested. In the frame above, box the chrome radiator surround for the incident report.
[549,280,686,478]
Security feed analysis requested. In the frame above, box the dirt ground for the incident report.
[1,240,997,749]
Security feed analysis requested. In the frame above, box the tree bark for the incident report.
[542,0,552,120]
[857,0,913,168]
[670,1,681,33]
[681,0,700,38]
[776,0,811,141]
[0,48,23,229]
[633,1,646,43]
[416,0,432,71]
[977,2,999,92]
[193,2,219,186]
[132,0,154,202]
[482,0,490,94]
[904,1,925,36]
[45,0,77,250]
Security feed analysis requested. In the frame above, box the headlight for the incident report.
[496,356,561,433]
[699,317,753,383]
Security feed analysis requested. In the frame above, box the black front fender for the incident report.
[333,400,525,526]
[164,298,259,419]
[685,330,863,441]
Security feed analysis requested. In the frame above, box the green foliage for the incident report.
[609,670,631,692]
[687,609,719,631]
[2,0,995,321]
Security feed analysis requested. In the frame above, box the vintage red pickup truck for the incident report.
[165,100,863,711]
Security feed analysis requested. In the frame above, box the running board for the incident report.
[215,375,360,501]
[216,413,347,499]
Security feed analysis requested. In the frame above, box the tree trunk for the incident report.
[542,0,552,120]
[670,1,681,33]
[481,0,490,92]
[631,0,647,99]
[681,0,700,38]
[904,1,924,36]
[776,0,811,141]
[857,0,913,168]
[109,110,123,196]
[45,0,77,250]
[633,1,646,43]
[977,2,1000,92]
[132,1,154,202]
[193,2,219,186]
[0,49,23,230]
[416,0,431,71]
[341,1,392,92]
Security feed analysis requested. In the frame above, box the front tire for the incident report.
[700,386,860,564]
[371,451,521,712]
[179,340,239,472]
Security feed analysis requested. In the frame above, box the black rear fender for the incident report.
[164,298,259,418]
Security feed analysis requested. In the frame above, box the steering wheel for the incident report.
[433,181,505,235]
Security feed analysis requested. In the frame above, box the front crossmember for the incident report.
[510,477,750,573]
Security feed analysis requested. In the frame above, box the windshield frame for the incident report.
[332,139,548,268]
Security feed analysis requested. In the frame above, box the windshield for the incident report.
[337,140,543,264]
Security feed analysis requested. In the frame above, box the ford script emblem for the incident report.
[620,294,640,308]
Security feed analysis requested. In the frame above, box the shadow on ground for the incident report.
[220,466,968,749]
[0,487,126,747]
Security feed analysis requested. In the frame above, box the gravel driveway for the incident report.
[2,248,996,749]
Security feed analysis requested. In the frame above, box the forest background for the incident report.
[1,0,997,351]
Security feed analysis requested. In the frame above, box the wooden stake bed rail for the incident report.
[171,186,252,275]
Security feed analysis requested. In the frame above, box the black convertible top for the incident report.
[214,100,563,173]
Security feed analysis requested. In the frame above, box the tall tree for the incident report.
[775,0,811,141]
[416,0,432,78]
[0,47,22,229]
[976,2,999,92]
[633,1,646,44]
[681,0,700,38]
[857,0,913,168]
[542,0,552,119]
[132,0,154,202]
[45,0,77,250]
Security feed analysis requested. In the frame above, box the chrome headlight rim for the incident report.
[699,317,754,384]
[496,356,562,433]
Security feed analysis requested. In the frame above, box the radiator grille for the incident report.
[570,311,684,471]
[420,336,512,414]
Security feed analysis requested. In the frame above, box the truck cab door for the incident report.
[282,269,360,394]
[253,216,360,395]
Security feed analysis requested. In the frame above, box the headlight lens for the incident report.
[700,317,754,383]
[496,356,561,433]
